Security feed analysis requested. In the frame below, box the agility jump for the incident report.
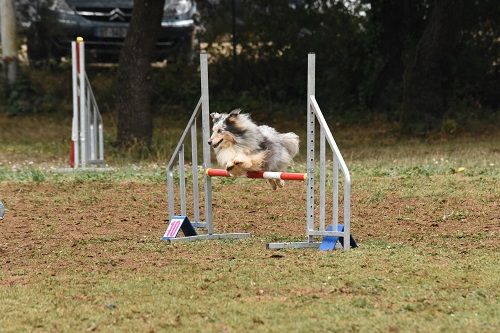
[164,53,352,250]
[70,37,105,169]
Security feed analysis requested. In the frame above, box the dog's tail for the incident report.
[280,132,300,158]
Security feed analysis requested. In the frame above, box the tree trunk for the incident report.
[401,0,462,133]
[368,0,412,112]
[115,0,165,148]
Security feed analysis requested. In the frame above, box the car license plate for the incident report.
[97,27,128,38]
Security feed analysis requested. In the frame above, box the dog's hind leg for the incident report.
[277,180,285,188]
[267,179,278,190]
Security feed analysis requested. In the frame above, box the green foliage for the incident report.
[0,65,72,116]
[3,0,498,131]
[5,75,41,116]
[198,0,372,118]
[197,0,500,127]
[152,63,200,111]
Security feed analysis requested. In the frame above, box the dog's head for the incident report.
[208,109,246,149]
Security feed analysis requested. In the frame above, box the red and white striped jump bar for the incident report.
[206,168,307,181]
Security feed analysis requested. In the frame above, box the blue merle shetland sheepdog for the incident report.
[208,109,299,190]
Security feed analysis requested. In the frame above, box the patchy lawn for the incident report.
[0,115,499,332]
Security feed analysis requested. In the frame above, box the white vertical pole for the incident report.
[167,169,175,220]
[200,53,213,233]
[191,120,200,223]
[333,155,339,230]
[319,128,326,232]
[71,41,80,168]
[306,53,315,242]
[86,86,91,162]
[78,38,87,167]
[98,124,104,163]
[344,173,351,250]
[0,0,18,85]
[91,102,97,161]
[90,123,96,161]
[179,145,186,216]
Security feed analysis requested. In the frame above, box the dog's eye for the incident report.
[217,129,222,133]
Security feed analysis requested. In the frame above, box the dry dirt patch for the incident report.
[1,179,497,276]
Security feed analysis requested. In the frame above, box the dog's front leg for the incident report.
[234,155,254,170]
[226,155,254,176]
[226,159,246,176]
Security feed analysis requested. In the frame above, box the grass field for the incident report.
[0,114,499,332]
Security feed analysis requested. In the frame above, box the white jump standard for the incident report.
[165,53,251,243]
[267,53,352,250]
[164,53,354,250]
[70,37,105,169]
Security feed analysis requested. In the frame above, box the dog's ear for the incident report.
[227,109,241,122]
[210,112,221,121]
[229,109,241,116]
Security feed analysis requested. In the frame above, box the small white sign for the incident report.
[163,218,184,239]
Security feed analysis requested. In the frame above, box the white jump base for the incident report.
[165,233,251,243]
[266,242,343,250]
[51,167,113,173]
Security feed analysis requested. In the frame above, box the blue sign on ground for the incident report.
[319,224,358,251]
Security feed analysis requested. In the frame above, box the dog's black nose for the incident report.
[208,140,212,145]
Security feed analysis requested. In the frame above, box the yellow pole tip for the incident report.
[76,37,84,42]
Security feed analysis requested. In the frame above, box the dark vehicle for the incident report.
[27,0,197,62]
